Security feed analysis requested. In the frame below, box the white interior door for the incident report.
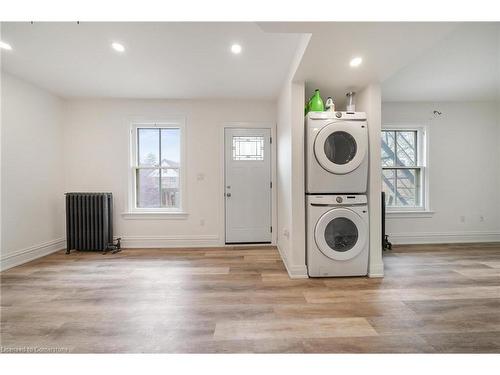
[225,128,272,243]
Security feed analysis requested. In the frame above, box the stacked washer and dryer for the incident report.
[305,111,369,277]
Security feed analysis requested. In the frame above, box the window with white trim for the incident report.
[130,122,184,212]
[381,127,428,210]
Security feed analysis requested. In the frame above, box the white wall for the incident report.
[290,82,307,273]
[1,73,65,270]
[275,35,310,278]
[276,80,308,277]
[63,99,275,248]
[357,84,384,277]
[276,82,293,263]
[382,101,500,244]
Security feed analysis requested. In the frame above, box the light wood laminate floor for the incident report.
[1,243,500,353]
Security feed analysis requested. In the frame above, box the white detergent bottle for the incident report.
[325,97,335,112]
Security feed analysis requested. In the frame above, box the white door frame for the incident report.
[220,122,277,246]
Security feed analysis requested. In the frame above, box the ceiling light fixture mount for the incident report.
[231,44,242,55]
[111,42,125,53]
[0,41,13,51]
[349,57,362,67]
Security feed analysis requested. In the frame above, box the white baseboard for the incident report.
[276,243,309,279]
[288,264,309,278]
[368,261,384,278]
[1,238,66,272]
[389,231,500,245]
[120,234,221,248]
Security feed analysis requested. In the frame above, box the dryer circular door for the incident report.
[314,207,368,261]
[314,122,367,175]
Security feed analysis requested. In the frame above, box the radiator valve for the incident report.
[106,238,122,254]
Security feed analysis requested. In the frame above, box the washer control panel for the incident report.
[308,194,367,206]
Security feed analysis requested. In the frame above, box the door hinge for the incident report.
[270,181,272,189]
[270,137,272,144]
[270,226,272,233]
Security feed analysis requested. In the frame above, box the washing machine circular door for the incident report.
[314,122,367,175]
[314,208,367,261]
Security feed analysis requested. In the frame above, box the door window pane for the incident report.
[138,129,159,166]
[324,217,359,252]
[161,168,180,208]
[324,131,357,165]
[136,169,159,208]
[232,136,264,161]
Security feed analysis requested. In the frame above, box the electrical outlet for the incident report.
[283,228,290,239]
[479,215,485,222]
[199,219,205,226]
[460,216,465,223]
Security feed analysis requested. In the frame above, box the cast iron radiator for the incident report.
[65,192,114,254]
[381,191,392,250]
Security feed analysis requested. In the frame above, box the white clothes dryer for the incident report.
[305,111,368,194]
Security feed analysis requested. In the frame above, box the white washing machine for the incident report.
[305,111,368,194]
[307,194,369,277]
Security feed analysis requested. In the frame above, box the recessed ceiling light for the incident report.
[350,57,362,67]
[0,41,13,51]
[111,42,125,53]
[231,44,242,55]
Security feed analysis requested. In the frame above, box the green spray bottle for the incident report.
[308,89,324,112]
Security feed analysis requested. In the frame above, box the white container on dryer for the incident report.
[305,111,368,194]
[306,194,369,277]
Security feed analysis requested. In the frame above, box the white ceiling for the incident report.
[382,23,500,102]
[260,22,461,107]
[0,22,301,99]
[3,22,498,103]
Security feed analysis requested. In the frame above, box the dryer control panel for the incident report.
[307,111,366,121]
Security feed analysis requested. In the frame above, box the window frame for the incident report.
[125,119,187,218]
[381,124,431,215]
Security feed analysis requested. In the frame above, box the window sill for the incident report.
[121,211,189,220]
[386,210,435,219]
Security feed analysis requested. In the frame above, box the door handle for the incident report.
[226,193,232,198]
